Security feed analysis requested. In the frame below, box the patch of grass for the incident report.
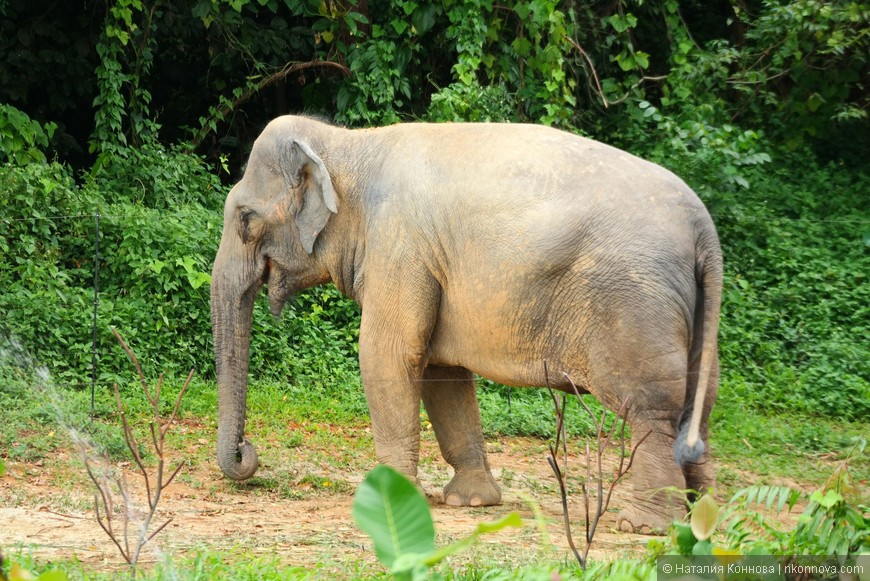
[298,473,352,494]
[712,394,870,496]
[1,546,382,580]
[247,378,369,427]
[478,381,600,438]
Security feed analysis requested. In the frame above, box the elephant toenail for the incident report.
[469,496,482,507]
[445,494,461,507]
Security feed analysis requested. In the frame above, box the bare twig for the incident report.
[562,35,608,109]
[545,368,649,569]
[544,361,585,565]
[80,329,192,577]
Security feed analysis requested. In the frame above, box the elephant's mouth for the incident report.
[265,258,293,316]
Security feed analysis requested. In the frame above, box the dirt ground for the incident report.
[0,434,804,576]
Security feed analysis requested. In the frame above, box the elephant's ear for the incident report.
[280,138,338,254]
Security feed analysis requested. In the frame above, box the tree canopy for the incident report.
[1,0,867,173]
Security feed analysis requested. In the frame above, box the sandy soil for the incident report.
[0,434,803,576]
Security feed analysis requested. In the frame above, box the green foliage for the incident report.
[352,465,522,580]
[715,155,870,420]
[90,0,160,163]
[730,0,869,144]
[3,0,868,169]
[0,140,365,393]
[335,29,409,126]
[0,105,57,166]
[324,0,580,126]
[0,162,96,380]
[0,147,223,383]
[89,140,225,209]
[662,442,869,560]
[427,82,516,123]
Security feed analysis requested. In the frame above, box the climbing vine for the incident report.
[91,0,159,164]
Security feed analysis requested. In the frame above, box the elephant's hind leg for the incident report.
[422,365,501,507]
[615,414,688,535]
[607,373,690,534]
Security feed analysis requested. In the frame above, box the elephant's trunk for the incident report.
[212,251,261,481]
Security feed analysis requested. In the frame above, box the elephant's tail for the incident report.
[674,230,723,465]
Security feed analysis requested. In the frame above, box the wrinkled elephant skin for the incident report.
[211,116,722,534]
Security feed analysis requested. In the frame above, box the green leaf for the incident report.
[419,512,523,568]
[391,19,409,35]
[671,522,698,555]
[811,489,842,509]
[807,93,824,112]
[635,51,650,69]
[608,13,637,33]
[412,4,438,35]
[352,465,435,569]
[691,494,719,541]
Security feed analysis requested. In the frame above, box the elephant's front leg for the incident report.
[357,299,437,481]
[422,366,501,507]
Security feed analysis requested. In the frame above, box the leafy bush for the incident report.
[715,153,870,420]
[0,142,364,390]
[0,104,57,165]
[427,82,516,123]
[0,162,97,380]
[88,141,226,209]
[0,145,224,382]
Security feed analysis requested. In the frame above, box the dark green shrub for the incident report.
[716,154,870,420]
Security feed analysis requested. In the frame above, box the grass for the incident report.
[3,364,867,498]
[710,395,870,496]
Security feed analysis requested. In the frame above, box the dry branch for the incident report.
[79,328,192,577]
[544,366,650,570]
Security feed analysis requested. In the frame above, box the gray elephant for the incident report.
[211,115,722,533]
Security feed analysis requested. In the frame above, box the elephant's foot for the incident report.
[443,469,501,507]
[616,503,684,535]
[683,459,716,501]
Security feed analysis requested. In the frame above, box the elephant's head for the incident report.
[211,121,338,481]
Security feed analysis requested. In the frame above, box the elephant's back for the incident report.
[372,122,705,217]
[366,120,714,291]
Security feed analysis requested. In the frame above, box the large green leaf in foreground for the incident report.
[352,465,435,568]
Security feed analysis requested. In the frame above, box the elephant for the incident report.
[211,115,722,534]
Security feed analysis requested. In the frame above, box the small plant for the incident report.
[546,367,650,569]
[352,465,522,580]
[663,438,868,568]
[79,328,192,577]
